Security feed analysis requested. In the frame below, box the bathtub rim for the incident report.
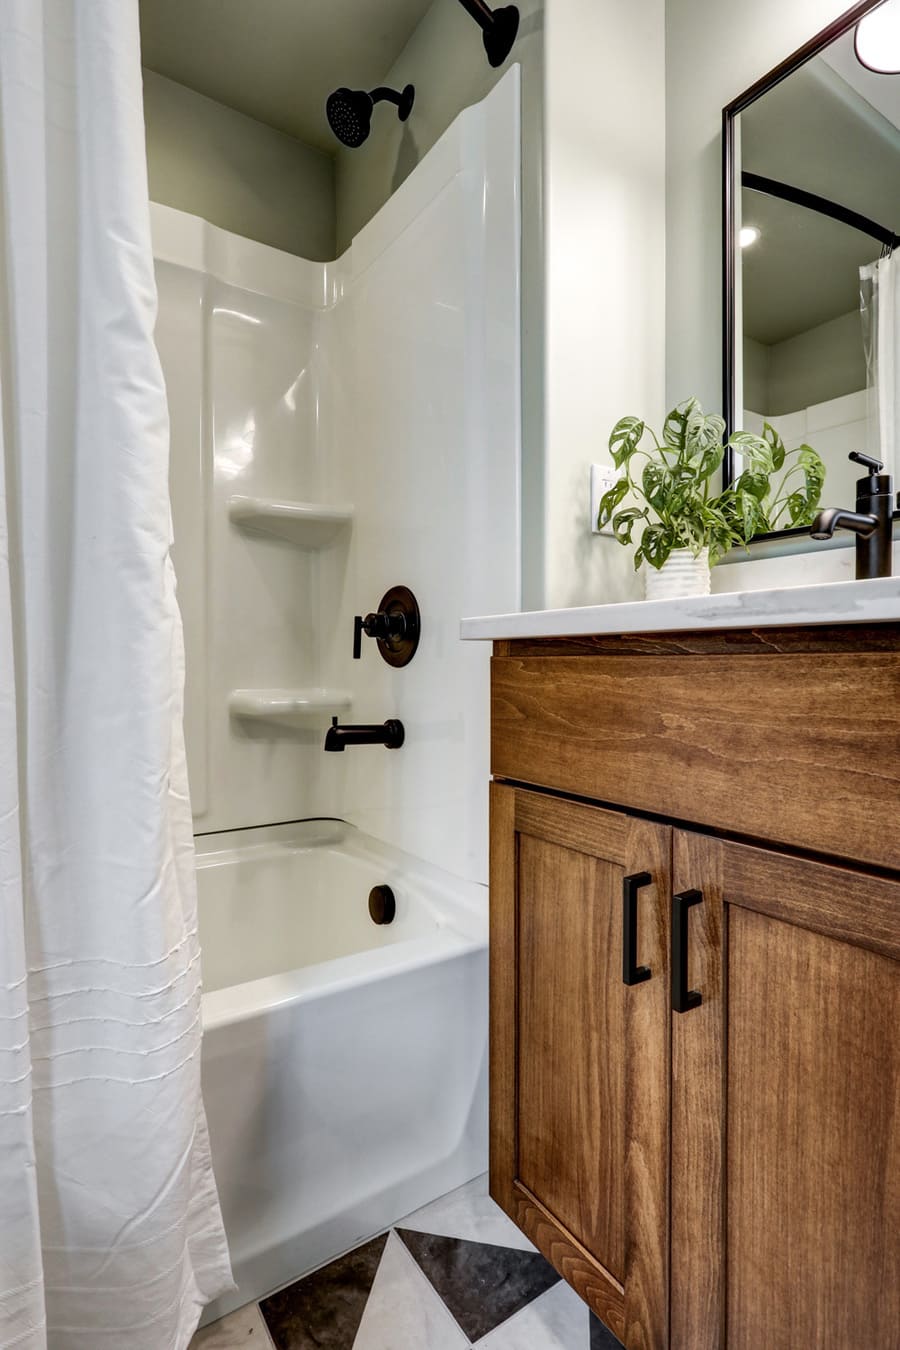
[196,817,488,1032]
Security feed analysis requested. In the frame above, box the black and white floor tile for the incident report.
[190,1176,624,1350]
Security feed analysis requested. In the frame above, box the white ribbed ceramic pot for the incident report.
[643,547,710,601]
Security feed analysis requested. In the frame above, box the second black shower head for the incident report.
[326,83,415,148]
[456,0,520,67]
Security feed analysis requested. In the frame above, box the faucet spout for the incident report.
[809,451,895,579]
[324,718,405,752]
[810,507,879,541]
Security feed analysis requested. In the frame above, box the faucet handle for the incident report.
[849,450,884,476]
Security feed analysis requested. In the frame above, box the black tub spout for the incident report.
[324,718,405,752]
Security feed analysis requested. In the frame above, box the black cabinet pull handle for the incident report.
[622,872,653,986]
[672,889,703,1013]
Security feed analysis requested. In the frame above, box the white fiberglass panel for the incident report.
[196,822,477,993]
[318,71,521,885]
[153,70,521,878]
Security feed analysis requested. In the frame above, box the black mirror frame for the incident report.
[721,0,887,539]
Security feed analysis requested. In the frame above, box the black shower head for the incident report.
[455,0,520,67]
[326,83,415,148]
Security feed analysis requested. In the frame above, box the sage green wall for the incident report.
[743,310,865,417]
[766,309,866,416]
[143,69,336,260]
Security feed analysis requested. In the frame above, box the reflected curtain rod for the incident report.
[742,170,899,250]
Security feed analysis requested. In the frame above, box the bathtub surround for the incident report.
[0,4,231,1347]
[155,70,521,883]
[191,1178,623,1350]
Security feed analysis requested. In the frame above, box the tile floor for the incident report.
[189,1176,624,1350]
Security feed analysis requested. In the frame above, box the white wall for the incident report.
[666,0,870,591]
[144,69,336,260]
[541,0,666,609]
[153,74,521,884]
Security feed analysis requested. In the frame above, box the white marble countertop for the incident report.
[460,577,900,641]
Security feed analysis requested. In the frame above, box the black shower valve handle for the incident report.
[353,609,407,658]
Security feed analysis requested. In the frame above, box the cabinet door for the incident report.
[671,830,900,1350]
[490,783,670,1348]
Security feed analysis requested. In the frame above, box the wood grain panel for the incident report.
[489,782,517,1218]
[622,817,670,1350]
[517,833,624,1275]
[503,623,900,658]
[721,838,900,962]
[514,1184,626,1341]
[491,785,670,1347]
[726,906,900,1349]
[514,790,627,860]
[670,830,726,1350]
[492,651,900,871]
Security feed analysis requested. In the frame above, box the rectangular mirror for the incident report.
[723,0,900,542]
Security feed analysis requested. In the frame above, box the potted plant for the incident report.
[598,397,826,600]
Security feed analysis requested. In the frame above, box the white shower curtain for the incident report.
[0,4,233,1347]
[861,250,899,465]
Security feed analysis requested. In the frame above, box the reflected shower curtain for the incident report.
[0,4,233,1347]
[861,250,899,464]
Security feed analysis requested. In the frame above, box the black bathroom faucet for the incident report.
[324,717,405,752]
[810,451,898,580]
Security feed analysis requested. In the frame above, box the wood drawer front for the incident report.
[491,651,900,872]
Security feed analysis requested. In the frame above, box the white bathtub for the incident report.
[196,820,489,1322]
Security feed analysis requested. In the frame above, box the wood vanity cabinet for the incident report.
[488,627,900,1350]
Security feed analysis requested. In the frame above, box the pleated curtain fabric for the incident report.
[0,3,233,1346]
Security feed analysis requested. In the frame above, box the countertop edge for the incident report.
[460,577,900,641]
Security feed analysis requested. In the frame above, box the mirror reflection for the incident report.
[727,6,900,532]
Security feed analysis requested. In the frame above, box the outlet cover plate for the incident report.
[591,463,622,536]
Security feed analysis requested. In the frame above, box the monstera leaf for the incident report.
[608,416,646,468]
[598,397,829,571]
[597,476,629,529]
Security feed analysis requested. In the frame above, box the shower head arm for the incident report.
[455,0,498,34]
[370,84,416,122]
[370,86,404,107]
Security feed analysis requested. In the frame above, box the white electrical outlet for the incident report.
[591,463,622,535]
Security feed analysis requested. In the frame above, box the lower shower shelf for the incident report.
[228,688,353,725]
[228,495,353,547]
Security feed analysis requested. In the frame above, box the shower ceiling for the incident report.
[139,0,433,153]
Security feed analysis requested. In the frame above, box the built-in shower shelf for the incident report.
[228,495,353,547]
[228,688,353,724]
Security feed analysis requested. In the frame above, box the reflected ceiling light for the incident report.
[855,0,900,73]
[740,226,761,248]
